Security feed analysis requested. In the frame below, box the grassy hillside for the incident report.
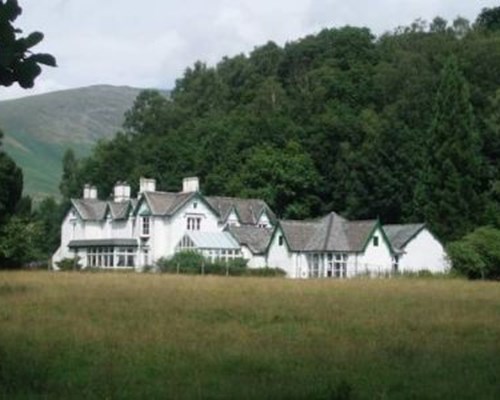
[0,272,498,399]
[0,85,144,199]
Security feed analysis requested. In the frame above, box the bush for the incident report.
[55,256,81,271]
[205,258,248,276]
[157,251,205,274]
[448,226,500,279]
[244,267,287,277]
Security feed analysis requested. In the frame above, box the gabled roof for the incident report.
[141,191,195,216]
[384,223,426,251]
[71,199,108,221]
[205,196,276,225]
[183,231,240,250]
[71,199,136,221]
[278,212,381,253]
[108,200,137,220]
[227,226,273,254]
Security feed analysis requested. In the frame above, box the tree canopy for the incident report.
[0,0,56,88]
[63,11,500,243]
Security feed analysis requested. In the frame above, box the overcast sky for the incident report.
[1,0,498,100]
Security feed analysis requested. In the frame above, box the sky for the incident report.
[1,0,498,100]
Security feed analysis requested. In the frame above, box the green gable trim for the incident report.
[172,191,221,219]
[265,222,293,254]
[224,205,242,224]
[361,219,395,255]
[256,207,273,225]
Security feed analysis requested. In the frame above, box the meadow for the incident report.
[0,272,498,399]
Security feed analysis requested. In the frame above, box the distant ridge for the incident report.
[0,85,153,199]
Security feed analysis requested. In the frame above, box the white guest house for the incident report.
[52,177,449,277]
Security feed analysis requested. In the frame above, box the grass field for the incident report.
[0,272,498,399]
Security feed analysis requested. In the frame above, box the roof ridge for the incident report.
[321,212,335,251]
[206,195,267,203]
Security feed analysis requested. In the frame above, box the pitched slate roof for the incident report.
[142,191,194,215]
[71,199,136,221]
[279,212,379,252]
[108,200,136,220]
[384,223,425,251]
[205,196,276,225]
[227,226,273,254]
[71,199,108,221]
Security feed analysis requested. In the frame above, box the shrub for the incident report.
[206,258,248,276]
[244,267,287,277]
[156,251,206,274]
[448,226,500,279]
[55,256,81,271]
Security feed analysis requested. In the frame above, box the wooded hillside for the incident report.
[64,11,500,242]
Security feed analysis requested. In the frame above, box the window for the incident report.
[278,235,284,246]
[193,201,198,209]
[116,247,135,267]
[178,235,194,250]
[141,216,150,236]
[258,223,268,228]
[333,253,347,278]
[86,247,135,268]
[143,248,149,266]
[392,255,399,272]
[327,254,334,277]
[310,254,320,278]
[373,236,379,246]
[187,217,201,231]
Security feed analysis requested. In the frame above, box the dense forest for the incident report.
[2,8,500,276]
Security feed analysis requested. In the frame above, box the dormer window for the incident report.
[278,235,284,246]
[373,236,379,247]
[141,216,150,236]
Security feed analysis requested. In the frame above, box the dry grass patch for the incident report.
[0,271,499,399]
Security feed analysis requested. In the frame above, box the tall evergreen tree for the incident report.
[414,57,483,240]
[59,148,80,200]
[0,130,23,225]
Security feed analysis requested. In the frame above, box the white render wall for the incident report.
[398,229,449,273]
[355,227,393,276]
[149,197,221,263]
[267,228,294,277]
[267,227,395,279]
[241,246,266,268]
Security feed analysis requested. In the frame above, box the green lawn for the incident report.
[0,272,498,399]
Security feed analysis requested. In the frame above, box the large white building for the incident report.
[52,177,449,277]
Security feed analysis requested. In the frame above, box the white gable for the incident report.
[398,228,449,273]
[257,211,271,228]
[226,209,240,226]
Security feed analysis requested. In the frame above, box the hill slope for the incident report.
[0,85,144,198]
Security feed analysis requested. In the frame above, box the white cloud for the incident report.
[1,0,498,100]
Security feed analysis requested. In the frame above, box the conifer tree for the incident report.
[414,57,483,240]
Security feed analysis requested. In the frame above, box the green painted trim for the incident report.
[132,194,153,216]
[265,222,293,253]
[174,191,221,218]
[361,219,395,254]
[224,205,242,224]
[255,207,274,226]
